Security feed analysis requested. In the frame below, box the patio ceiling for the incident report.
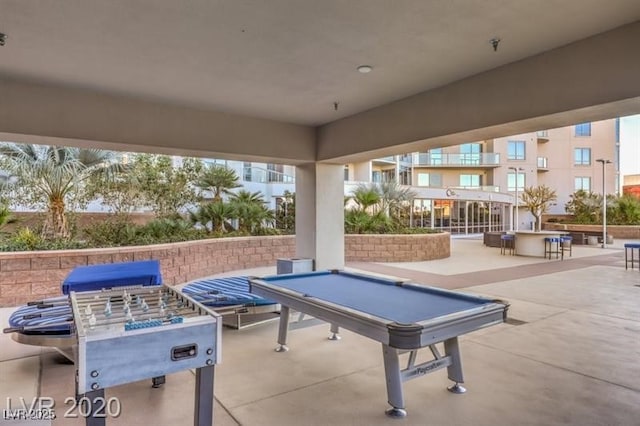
[0,1,639,163]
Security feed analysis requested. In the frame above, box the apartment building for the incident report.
[344,119,618,233]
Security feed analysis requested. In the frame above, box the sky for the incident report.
[620,114,640,178]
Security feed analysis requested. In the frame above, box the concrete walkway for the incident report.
[1,237,639,425]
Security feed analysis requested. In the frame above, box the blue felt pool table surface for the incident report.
[258,271,493,324]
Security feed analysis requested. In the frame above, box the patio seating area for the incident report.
[1,237,639,425]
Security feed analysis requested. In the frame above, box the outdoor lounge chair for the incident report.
[182,276,280,329]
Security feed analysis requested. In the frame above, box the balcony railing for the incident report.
[243,167,295,184]
[537,157,548,169]
[373,155,413,166]
[536,130,550,142]
[413,153,500,167]
[450,185,501,192]
[374,156,396,164]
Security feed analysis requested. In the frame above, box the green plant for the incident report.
[275,191,295,233]
[194,164,241,202]
[130,154,203,218]
[565,190,602,224]
[10,227,41,250]
[139,217,202,243]
[189,201,236,233]
[0,143,126,238]
[345,210,393,234]
[378,180,416,224]
[83,218,141,247]
[228,190,275,233]
[0,205,17,234]
[608,195,640,225]
[349,184,381,213]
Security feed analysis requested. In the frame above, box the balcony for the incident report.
[243,167,295,184]
[413,153,500,168]
[537,157,549,171]
[372,155,413,167]
[373,156,396,165]
[450,185,501,192]
[536,131,550,143]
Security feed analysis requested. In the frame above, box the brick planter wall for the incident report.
[345,232,450,262]
[0,236,295,307]
[0,233,449,307]
[543,223,640,239]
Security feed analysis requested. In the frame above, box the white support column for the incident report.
[353,161,373,182]
[295,163,345,270]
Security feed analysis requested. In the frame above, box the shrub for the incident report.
[0,227,87,251]
[83,219,141,247]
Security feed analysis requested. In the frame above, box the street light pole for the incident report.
[595,159,612,248]
[508,167,524,231]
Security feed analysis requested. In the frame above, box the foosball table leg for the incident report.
[83,388,106,426]
[194,365,215,426]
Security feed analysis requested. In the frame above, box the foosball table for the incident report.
[69,284,221,426]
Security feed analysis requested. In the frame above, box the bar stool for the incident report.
[500,234,515,255]
[624,242,640,270]
[560,236,572,257]
[544,237,563,260]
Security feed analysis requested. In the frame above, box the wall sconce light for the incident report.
[0,33,7,47]
[490,37,500,52]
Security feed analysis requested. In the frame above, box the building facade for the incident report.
[343,118,619,233]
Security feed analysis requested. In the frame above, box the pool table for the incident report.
[249,270,508,418]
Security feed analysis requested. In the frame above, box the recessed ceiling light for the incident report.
[357,65,373,74]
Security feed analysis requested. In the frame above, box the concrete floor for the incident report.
[1,237,639,425]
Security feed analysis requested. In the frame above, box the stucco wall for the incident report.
[0,233,449,307]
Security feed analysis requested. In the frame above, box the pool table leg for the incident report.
[381,344,407,418]
[328,323,341,340]
[444,337,466,394]
[275,306,290,352]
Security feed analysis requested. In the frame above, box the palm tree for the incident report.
[195,164,241,202]
[189,202,236,233]
[350,184,381,213]
[0,143,125,238]
[378,180,416,226]
[229,190,274,233]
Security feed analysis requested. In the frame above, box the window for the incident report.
[507,172,525,191]
[267,164,284,182]
[243,162,252,182]
[429,148,442,165]
[459,174,481,188]
[381,169,395,183]
[575,177,591,191]
[574,148,591,166]
[460,143,481,165]
[399,169,411,185]
[575,122,591,137]
[507,140,525,160]
[417,173,442,187]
